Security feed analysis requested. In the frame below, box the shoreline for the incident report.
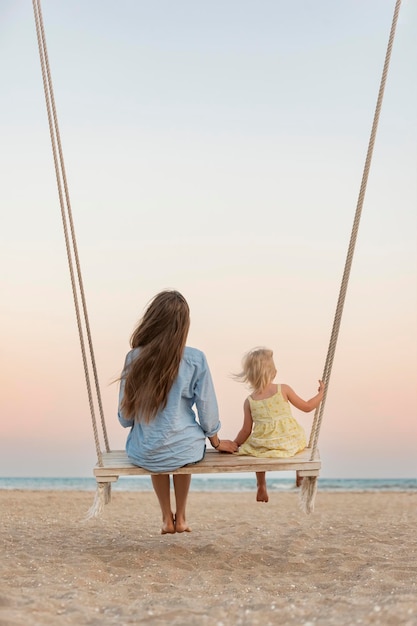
[1,474,416,494]
[0,483,417,492]
[1,490,416,625]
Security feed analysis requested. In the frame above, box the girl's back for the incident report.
[238,384,307,458]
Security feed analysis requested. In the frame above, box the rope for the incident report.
[32,0,109,465]
[32,0,401,472]
[308,0,402,459]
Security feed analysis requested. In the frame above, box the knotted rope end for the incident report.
[298,476,318,514]
[84,482,112,520]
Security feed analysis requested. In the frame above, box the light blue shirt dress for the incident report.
[118,346,221,472]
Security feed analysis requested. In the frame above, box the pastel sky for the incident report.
[1,0,416,479]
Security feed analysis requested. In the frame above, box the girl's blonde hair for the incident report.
[120,290,190,422]
[234,347,277,392]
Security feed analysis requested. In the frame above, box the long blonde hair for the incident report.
[120,290,190,422]
[234,347,277,393]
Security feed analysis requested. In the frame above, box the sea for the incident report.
[0,475,416,493]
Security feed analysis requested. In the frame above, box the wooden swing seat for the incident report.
[94,447,321,484]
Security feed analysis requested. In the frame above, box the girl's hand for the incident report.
[318,380,325,394]
[217,439,239,453]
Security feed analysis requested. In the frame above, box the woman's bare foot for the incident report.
[256,485,269,502]
[161,514,175,535]
[174,515,191,533]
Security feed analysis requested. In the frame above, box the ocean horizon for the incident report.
[0,476,416,493]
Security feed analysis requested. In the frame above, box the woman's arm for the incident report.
[193,352,237,453]
[118,353,135,427]
[282,380,324,413]
[208,434,238,453]
[233,398,253,446]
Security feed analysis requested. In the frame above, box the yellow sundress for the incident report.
[237,384,306,458]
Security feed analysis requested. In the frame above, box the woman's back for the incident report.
[118,346,221,471]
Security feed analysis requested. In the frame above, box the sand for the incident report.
[0,489,416,626]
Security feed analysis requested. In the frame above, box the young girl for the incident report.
[118,290,237,534]
[233,347,324,502]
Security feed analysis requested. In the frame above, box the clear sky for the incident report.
[1,0,416,479]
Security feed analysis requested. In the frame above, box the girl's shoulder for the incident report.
[279,383,291,400]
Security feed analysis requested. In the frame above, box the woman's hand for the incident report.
[217,439,238,453]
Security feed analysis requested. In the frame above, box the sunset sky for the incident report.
[1,0,416,479]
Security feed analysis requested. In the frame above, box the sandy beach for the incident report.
[1,490,416,625]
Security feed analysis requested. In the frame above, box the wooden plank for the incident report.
[94,448,320,480]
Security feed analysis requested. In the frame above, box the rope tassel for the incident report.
[84,483,111,520]
[298,476,318,514]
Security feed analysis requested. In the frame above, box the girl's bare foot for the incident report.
[174,515,191,533]
[256,485,269,502]
[161,514,175,535]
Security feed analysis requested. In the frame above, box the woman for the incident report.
[118,290,237,533]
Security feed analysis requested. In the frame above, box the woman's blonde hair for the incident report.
[234,347,277,393]
[120,290,190,422]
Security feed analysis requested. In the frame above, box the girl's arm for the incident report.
[282,380,324,413]
[234,398,253,446]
